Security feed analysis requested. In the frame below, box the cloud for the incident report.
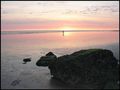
[1,1,119,17]
[90,4,119,13]
[61,3,118,16]
[1,18,59,25]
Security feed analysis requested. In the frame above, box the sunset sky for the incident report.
[1,1,119,31]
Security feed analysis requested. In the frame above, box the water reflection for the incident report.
[1,32,119,49]
[1,31,119,89]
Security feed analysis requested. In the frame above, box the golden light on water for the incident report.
[59,26,75,36]
[64,32,71,36]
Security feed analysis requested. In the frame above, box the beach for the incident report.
[1,32,119,89]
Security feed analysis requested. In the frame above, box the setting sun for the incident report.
[60,26,75,31]
[59,26,75,36]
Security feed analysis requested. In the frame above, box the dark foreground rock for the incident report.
[23,58,31,64]
[48,49,119,89]
[36,52,57,66]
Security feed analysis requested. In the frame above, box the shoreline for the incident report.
[1,43,119,89]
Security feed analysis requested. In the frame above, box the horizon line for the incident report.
[1,30,119,35]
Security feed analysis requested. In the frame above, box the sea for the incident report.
[1,30,119,89]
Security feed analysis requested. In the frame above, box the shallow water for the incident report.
[1,32,119,89]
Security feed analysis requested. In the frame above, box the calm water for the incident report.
[1,31,119,89]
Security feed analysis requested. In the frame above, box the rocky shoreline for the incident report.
[36,49,119,89]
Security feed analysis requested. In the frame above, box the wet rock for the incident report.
[48,49,119,89]
[36,52,57,66]
[23,58,31,64]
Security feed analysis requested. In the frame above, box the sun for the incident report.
[60,26,74,30]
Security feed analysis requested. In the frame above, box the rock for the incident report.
[48,49,119,89]
[46,52,55,56]
[36,52,57,66]
[23,58,31,64]
[104,81,119,89]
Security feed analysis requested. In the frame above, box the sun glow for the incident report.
[59,26,75,36]
[60,26,75,31]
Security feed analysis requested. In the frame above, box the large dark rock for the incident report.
[48,49,119,89]
[36,52,57,66]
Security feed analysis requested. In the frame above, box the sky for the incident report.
[1,1,119,31]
